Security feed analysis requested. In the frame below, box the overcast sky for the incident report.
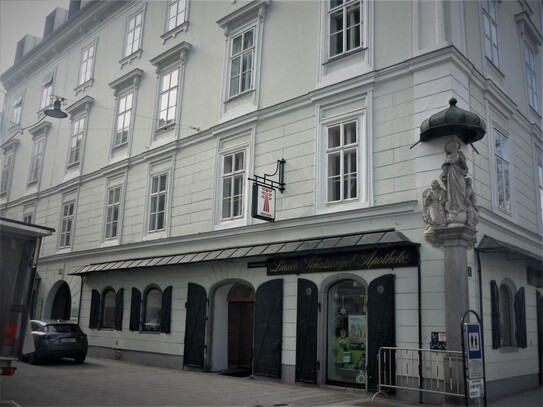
[0,0,69,107]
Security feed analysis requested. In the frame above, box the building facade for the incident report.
[1,0,542,399]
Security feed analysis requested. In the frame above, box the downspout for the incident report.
[418,252,423,404]
[78,274,84,324]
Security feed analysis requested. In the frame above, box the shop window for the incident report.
[132,285,172,333]
[327,279,367,387]
[89,288,124,330]
[101,289,116,329]
[490,280,527,349]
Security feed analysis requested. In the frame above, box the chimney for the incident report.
[43,7,68,39]
[14,35,41,63]
[68,0,92,19]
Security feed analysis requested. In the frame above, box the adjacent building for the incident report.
[0,0,541,400]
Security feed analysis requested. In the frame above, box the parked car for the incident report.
[22,320,88,364]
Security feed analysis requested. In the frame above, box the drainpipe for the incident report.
[418,255,423,404]
[78,275,84,324]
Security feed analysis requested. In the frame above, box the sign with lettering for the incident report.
[252,183,276,222]
[266,246,418,275]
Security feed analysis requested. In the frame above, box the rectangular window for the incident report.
[125,11,143,57]
[23,213,33,224]
[167,0,187,32]
[221,151,245,220]
[79,44,95,85]
[1,151,14,194]
[524,43,538,111]
[114,92,133,147]
[28,138,45,183]
[60,202,75,248]
[69,117,85,166]
[23,204,34,224]
[158,69,179,129]
[493,128,511,212]
[483,0,499,66]
[12,96,22,126]
[148,173,168,232]
[229,28,255,98]
[326,120,358,202]
[105,186,122,239]
[41,75,54,110]
[329,0,362,58]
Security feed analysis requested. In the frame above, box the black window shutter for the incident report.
[161,286,173,334]
[89,289,100,329]
[129,287,141,331]
[115,288,124,331]
[490,280,500,349]
[514,287,527,348]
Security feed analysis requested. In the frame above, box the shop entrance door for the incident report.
[326,279,367,387]
[51,282,71,320]
[227,284,255,373]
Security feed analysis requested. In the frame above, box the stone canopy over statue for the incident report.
[417,98,486,247]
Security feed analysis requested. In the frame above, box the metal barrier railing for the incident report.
[372,347,466,402]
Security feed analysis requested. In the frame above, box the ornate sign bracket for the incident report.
[249,158,286,193]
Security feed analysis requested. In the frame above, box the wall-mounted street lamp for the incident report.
[1,96,68,149]
[44,97,68,119]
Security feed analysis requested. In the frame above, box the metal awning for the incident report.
[70,229,417,275]
[476,235,543,266]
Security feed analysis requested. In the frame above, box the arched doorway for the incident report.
[326,278,367,387]
[50,282,71,320]
[209,281,255,376]
[227,283,254,373]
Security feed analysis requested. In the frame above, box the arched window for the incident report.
[101,288,116,329]
[143,287,162,332]
[490,280,527,349]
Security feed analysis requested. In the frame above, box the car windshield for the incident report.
[45,324,81,333]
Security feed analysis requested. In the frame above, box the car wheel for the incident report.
[74,353,86,364]
[27,352,40,365]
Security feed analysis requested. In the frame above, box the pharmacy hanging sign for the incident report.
[252,183,276,222]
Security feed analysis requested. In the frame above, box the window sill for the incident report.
[112,141,129,151]
[498,346,519,353]
[143,230,168,241]
[155,123,176,135]
[161,21,189,43]
[66,162,80,169]
[119,49,142,69]
[485,57,505,80]
[529,104,541,119]
[226,88,255,103]
[324,47,366,66]
[100,239,120,248]
[74,79,94,96]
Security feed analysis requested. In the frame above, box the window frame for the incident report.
[113,91,134,149]
[28,136,46,185]
[120,5,146,67]
[108,69,143,157]
[327,0,363,60]
[64,96,93,173]
[162,0,189,42]
[214,131,253,230]
[221,150,246,221]
[143,286,162,332]
[40,72,55,111]
[125,10,144,58]
[0,143,17,196]
[75,40,98,95]
[482,0,500,67]
[157,66,180,132]
[316,96,370,214]
[150,42,191,140]
[104,185,122,241]
[23,203,35,224]
[492,127,512,214]
[59,200,75,249]
[227,26,256,99]
[11,95,23,128]
[68,116,85,167]
[101,288,117,330]
[523,42,538,111]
